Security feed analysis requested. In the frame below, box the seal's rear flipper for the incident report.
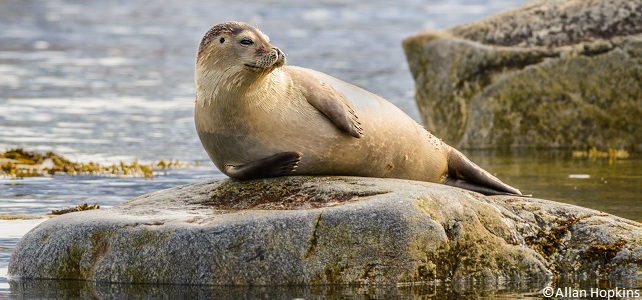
[446,149,525,196]
[444,178,530,196]
[225,151,302,180]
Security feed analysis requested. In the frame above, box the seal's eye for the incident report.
[219,37,225,44]
[240,38,254,46]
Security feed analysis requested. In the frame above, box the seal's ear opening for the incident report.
[219,37,225,44]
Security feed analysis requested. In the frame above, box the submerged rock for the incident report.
[403,0,642,151]
[8,176,642,285]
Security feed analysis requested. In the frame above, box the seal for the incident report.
[195,22,523,196]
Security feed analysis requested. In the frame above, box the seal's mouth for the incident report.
[244,47,286,72]
[243,64,262,70]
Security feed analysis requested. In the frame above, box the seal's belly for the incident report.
[196,102,331,168]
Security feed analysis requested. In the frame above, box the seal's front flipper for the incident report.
[294,70,363,138]
[446,149,525,196]
[306,84,363,138]
[225,151,302,180]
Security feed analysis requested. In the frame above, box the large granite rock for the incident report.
[8,176,642,286]
[403,0,642,151]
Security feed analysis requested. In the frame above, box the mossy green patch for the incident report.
[307,215,397,285]
[409,196,548,283]
[55,245,87,280]
[130,229,172,251]
[87,229,114,279]
[304,213,323,259]
[124,265,154,284]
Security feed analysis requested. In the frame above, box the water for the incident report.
[2,0,641,298]
[466,150,642,222]
[0,280,551,299]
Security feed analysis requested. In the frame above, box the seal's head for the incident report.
[197,22,286,74]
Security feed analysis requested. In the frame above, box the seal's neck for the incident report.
[195,65,286,109]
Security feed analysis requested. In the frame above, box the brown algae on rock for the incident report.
[198,177,388,210]
[582,239,628,275]
[0,148,193,179]
[525,218,580,261]
[50,204,100,216]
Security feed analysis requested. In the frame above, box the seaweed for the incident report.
[51,203,100,215]
[0,148,193,179]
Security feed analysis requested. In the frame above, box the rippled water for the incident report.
[0,0,530,161]
[1,0,640,298]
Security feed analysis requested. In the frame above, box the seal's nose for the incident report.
[273,47,286,67]
[273,47,283,58]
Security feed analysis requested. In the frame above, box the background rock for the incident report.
[8,176,642,286]
[403,0,642,151]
